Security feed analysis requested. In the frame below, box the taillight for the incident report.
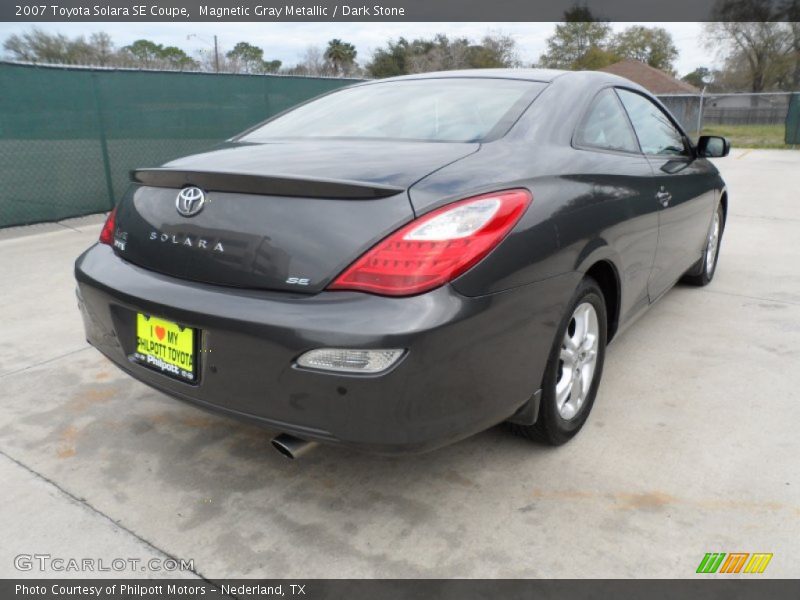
[329,189,532,296]
[98,206,117,246]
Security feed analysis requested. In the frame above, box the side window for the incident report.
[616,89,688,156]
[574,89,639,153]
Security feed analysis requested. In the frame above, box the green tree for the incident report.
[467,34,520,68]
[261,59,282,73]
[611,26,679,73]
[122,39,197,70]
[682,67,713,89]
[160,46,197,71]
[324,39,358,76]
[367,38,410,77]
[226,41,264,73]
[123,39,164,68]
[538,6,612,69]
[572,46,619,70]
[366,33,519,77]
[405,35,471,72]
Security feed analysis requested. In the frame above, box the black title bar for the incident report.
[2,0,798,22]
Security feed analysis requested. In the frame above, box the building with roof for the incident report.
[599,59,699,95]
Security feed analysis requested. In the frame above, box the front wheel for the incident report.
[510,277,607,445]
[682,202,724,286]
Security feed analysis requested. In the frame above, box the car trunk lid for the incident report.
[113,140,479,293]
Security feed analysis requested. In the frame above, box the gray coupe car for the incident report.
[75,69,729,457]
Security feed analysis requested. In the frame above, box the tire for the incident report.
[682,202,724,287]
[510,276,608,446]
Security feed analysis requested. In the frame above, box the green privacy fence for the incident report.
[787,93,800,145]
[0,62,359,228]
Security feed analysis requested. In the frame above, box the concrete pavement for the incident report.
[0,150,798,579]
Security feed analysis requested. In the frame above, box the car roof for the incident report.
[363,68,640,88]
[377,68,567,83]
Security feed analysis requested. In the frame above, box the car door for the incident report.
[571,88,660,321]
[616,88,717,300]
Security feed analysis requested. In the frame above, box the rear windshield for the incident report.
[238,78,546,143]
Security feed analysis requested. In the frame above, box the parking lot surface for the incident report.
[1,149,798,578]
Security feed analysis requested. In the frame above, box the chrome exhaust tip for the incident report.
[271,433,318,460]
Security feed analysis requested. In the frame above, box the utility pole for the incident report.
[696,85,706,138]
[188,34,220,73]
[214,35,219,73]
[695,71,713,139]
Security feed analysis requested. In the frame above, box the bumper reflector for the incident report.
[296,348,404,374]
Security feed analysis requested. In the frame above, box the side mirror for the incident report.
[697,135,730,158]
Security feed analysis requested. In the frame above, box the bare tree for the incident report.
[704,22,793,92]
[195,48,229,72]
[3,28,75,63]
[291,45,330,76]
[89,32,115,66]
[475,33,521,68]
[789,17,800,88]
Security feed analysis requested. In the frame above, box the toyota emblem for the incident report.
[176,187,206,217]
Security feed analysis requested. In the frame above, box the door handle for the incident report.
[656,187,672,207]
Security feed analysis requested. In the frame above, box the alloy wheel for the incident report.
[705,210,721,274]
[556,302,600,420]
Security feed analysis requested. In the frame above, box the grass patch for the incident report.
[701,124,793,149]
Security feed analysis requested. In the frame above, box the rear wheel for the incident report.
[682,202,724,286]
[511,277,607,445]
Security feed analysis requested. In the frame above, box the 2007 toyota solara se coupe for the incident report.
[75,69,730,457]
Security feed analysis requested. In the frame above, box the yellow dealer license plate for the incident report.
[134,313,196,382]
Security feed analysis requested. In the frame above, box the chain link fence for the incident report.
[0,62,359,228]
[657,92,800,144]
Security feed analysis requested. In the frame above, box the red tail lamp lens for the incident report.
[99,206,117,246]
[329,189,532,296]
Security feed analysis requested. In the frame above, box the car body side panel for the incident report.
[412,72,720,332]
[436,147,659,324]
[413,140,659,329]
[646,156,721,298]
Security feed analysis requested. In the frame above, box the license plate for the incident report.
[134,313,197,382]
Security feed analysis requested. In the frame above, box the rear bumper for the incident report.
[75,244,574,454]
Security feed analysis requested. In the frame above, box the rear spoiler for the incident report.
[131,168,404,200]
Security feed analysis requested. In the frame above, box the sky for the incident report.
[0,22,713,76]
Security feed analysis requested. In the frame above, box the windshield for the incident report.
[239,78,546,143]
